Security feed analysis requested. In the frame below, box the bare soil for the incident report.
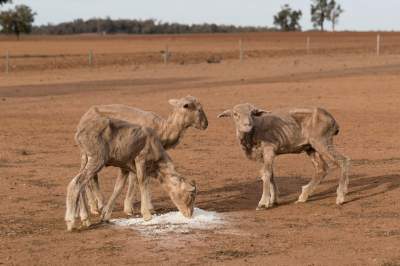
[1,32,400,265]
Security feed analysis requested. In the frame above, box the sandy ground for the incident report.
[1,33,400,265]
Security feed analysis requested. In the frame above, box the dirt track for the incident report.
[1,33,400,265]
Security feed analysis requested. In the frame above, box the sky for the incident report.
[2,0,399,31]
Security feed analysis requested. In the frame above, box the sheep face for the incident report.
[169,96,208,130]
[218,103,266,133]
[168,178,197,218]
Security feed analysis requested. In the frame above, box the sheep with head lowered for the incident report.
[218,103,350,209]
[82,96,207,216]
[65,110,196,231]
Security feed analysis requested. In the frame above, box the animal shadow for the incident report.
[196,172,400,212]
[310,174,400,204]
[196,175,309,213]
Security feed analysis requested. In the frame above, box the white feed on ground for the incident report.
[111,208,224,235]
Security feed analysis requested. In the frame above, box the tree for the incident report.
[0,4,36,39]
[0,0,11,5]
[273,4,302,31]
[327,0,343,31]
[310,0,330,31]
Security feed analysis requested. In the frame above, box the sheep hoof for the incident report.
[123,207,134,216]
[82,219,91,228]
[101,214,111,222]
[123,202,135,216]
[336,196,345,205]
[256,204,271,210]
[142,213,152,221]
[124,210,134,216]
[90,209,101,216]
[100,209,112,222]
[66,220,76,232]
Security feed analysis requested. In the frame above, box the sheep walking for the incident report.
[82,96,208,215]
[218,104,350,209]
[65,111,196,231]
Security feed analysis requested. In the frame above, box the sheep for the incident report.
[218,103,350,209]
[65,111,196,231]
[82,96,207,216]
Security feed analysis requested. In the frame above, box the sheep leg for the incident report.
[65,156,103,231]
[92,175,105,211]
[257,147,275,210]
[66,174,82,231]
[145,180,154,213]
[86,176,104,215]
[72,152,94,222]
[269,171,279,205]
[297,150,328,203]
[135,158,152,221]
[101,170,129,222]
[79,188,91,228]
[123,171,138,215]
[310,140,350,205]
[85,180,97,214]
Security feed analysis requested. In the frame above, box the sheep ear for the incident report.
[217,109,232,118]
[182,181,196,192]
[251,109,269,116]
[168,99,181,107]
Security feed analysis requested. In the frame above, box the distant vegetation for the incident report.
[0,4,36,38]
[0,0,345,37]
[311,0,344,31]
[32,18,273,35]
[0,0,11,5]
[273,4,303,31]
[274,0,343,32]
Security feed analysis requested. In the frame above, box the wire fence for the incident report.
[1,33,399,73]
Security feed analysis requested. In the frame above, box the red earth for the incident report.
[1,32,400,265]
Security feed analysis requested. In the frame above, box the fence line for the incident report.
[2,35,400,72]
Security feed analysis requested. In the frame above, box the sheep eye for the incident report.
[183,104,189,109]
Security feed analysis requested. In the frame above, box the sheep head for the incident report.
[218,103,269,133]
[168,96,208,130]
[166,177,197,218]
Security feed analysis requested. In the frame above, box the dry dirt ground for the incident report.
[1,33,400,265]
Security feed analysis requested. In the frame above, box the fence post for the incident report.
[376,34,381,56]
[88,50,93,66]
[5,50,9,74]
[163,45,169,65]
[306,36,310,54]
[239,39,244,63]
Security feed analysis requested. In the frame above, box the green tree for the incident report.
[310,0,330,31]
[274,4,302,31]
[0,4,36,39]
[327,0,343,31]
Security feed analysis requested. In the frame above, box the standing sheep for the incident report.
[82,96,207,215]
[65,111,196,231]
[218,103,350,209]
